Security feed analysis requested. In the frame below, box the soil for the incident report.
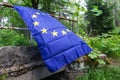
[109,57,120,67]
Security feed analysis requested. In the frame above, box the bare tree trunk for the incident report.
[31,0,39,9]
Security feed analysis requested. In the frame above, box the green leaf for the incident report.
[97,59,106,65]
[90,6,103,16]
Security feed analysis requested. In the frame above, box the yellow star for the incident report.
[41,28,48,34]
[33,21,39,26]
[32,14,37,18]
[61,30,67,35]
[51,31,58,37]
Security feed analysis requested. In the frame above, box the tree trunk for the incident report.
[31,0,39,9]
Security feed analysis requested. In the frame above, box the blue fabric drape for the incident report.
[14,6,92,72]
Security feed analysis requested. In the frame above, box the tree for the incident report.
[85,0,114,36]
[0,0,69,27]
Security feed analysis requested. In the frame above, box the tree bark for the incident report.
[31,0,39,9]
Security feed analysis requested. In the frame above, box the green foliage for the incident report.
[108,27,120,35]
[0,29,30,46]
[0,7,27,28]
[100,35,120,57]
[39,0,69,13]
[0,0,28,28]
[76,66,120,80]
[0,0,72,28]
[97,59,106,65]
[0,74,7,80]
[3,0,69,13]
[72,4,88,35]
[90,6,103,16]
[88,49,106,65]
[84,33,120,58]
[81,27,120,61]
[88,49,100,59]
[86,0,114,35]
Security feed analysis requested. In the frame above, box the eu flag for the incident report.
[14,6,92,72]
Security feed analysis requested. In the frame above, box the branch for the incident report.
[51,14,77,22]
[0,61,45,77]
[0,26,28,30]
[0,2,77,22]
[0,2,13,8]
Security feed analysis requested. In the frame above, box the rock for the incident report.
[0,46,64,80]
[0,46,42,68]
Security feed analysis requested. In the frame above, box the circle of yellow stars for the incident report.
[32,12,71,37]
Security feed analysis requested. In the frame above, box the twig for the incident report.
[51,14,77,22]
[0,26,28,30]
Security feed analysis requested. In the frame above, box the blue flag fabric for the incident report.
[14,6,92,72]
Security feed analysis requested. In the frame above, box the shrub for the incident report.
[101,35,120,57]
[83,34,120,58]
[0,29,30,46]
[76,66,120,80]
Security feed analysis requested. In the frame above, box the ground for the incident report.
[42,57,120,80]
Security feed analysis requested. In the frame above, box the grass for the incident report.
[76,66,120,80]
